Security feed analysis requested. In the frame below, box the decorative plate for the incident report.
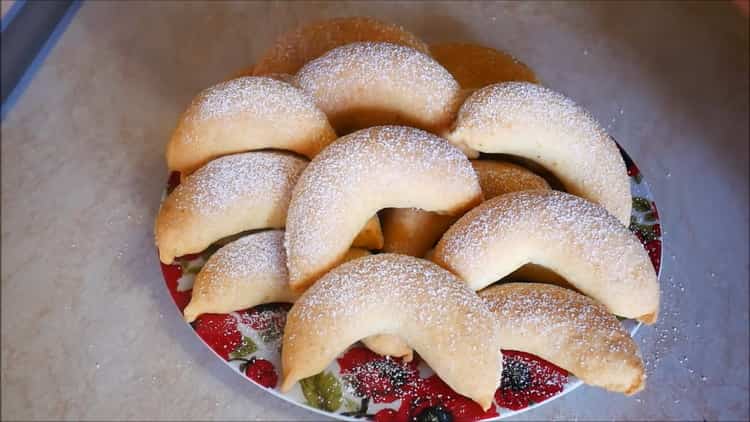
[158,144,661,421]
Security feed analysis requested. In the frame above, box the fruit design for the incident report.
[192,313,243,360]
[337,347,420,403]
[494,351,568,411]
[243,358,278,388]
[160,261,191,311]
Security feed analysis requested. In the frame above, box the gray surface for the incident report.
[1,1,748,420]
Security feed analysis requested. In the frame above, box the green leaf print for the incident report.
[185,265,203,275]
[344,397,360,412]
[632,197,651,213]
[299,371,343,412]
[630,222,657,242]
[229,336,257,359]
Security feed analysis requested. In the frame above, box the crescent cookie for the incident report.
[253,16,429,75]
[229,64,256,80]
[381,208,456,258]
[166,76,336,176]
[229,70,296,86]
[183,230,370,322]
[382,160,549,258]
[472,159,550,197]
[155,151,307,264]
[361,334,414,362]
[285,126,482,292]
[351,215,385,250]
[280,254,502,410]
[446,82,631,224]
[430,42,539,89]
[432,190,659,323]
[183,230,296,323]
[480,283,645,395]
[295,42,462,134]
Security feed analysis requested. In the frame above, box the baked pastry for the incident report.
[253,17,429,75]
[361,334,413,361]
[375,161,551,355]
[295,42,462,134]
[506,263,576,290]
[432,190,659,323]
[480,283,645,394]
[231,70,296,85]
[285,126,482,292]
[155,151,307,264]
[351,215,384,250]
[166,77,336,176]
[472,159,550,197]
[183,230,370,322]
[447,82,631,224]
[430,42,538,90]
[381,208,456,257]
[381,160,549,257]
[280,254,502,410]
[230,64,255,79]
[183,230,295,322]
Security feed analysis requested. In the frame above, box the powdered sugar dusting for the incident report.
[171,151,307,217]
[436,190,658,317]
[188,76,326,125]
[197,230,288,291]
[295,42,460,129]
[452,82,630,222]
[481,283,642,369]
[285,126,480,283]
[289,254,502,388]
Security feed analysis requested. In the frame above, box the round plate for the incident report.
[158,143,661,421]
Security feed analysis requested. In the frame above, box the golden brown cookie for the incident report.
[447,82,631,224]
[381,160,549,258]
[281,254,502,410]
[433,190,659,323]
[285,126,481,293]
[480,283,645,394]
[253,16,429,75]
[295,42,461,134]
[183,230,371,322]
[166,77,336,176]
[430,42,538,89]
[155,151,307,264]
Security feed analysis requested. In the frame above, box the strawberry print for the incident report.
[192,313,242,360]
[626,163,639,178]
[166,171,181,194]
[618,143,642,183]
[644,240,661,272]
[242,358,278,388]
[337,347,420,404]
[381,375,498,422]
[160,261,191,311]
[373,408,398,422]
[650,201,660,220]
[494,350,568,411]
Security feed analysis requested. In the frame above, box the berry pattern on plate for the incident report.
[158,147,661,420]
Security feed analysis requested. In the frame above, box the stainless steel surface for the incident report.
[1,1,748,420]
